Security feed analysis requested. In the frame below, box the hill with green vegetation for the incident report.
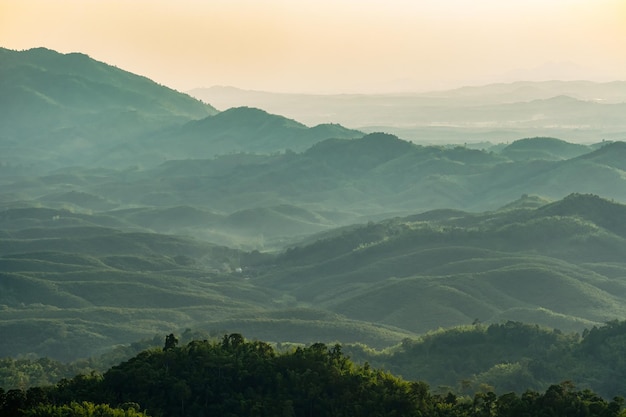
[2,334,625,417]
[12,134,626,253]
[0,47,366,173]
[3,194,626,362]
[22,135,617,241]
[0,207,415,360]
[158,106,363,157]
[8,321,626,403]
[0,47,216,172]
[347,320,626,399]
[4,48,626,403]
[255,193,626,336]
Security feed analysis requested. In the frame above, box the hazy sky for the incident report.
[2,0,625,93]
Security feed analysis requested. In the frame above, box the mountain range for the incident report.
[0,47,360,172]
[2,46,626,376]
[190,81,626,142]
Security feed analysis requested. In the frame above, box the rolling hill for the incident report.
[254,194,626,335]
[3,194,626,360]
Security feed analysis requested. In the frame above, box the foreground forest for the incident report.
[5,320,626,400]
[3,47,626,413]
[2,334,626,417]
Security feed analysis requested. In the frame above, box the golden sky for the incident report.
[1,0,625,93]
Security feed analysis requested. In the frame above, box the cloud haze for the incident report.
[2,0,625,93]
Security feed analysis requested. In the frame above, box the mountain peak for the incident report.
[361,132,402,142]
[195,106,306,130]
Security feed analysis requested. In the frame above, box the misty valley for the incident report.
[3,47,626,416]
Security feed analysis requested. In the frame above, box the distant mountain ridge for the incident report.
[189,81,626,142]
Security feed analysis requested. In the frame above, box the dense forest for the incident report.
[2,334,626,417]
[6,321,626,407]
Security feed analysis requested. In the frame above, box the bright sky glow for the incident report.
[1,0,625,93]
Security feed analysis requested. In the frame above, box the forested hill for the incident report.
[153,106,363,158]
[0,47,216,170]
[349,320,626,399]
[258,193,626,335]
[3,193,626,361]
[2,334,625,417]
[93,135,626,219]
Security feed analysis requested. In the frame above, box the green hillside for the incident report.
[4,193,626,361]
[254,194,626,335]
[157,106,363,157]
[0,47,216,172]
[63,136,626,221]
[0,207,416,359]
[3,334,625,417]
[346,320,626,398]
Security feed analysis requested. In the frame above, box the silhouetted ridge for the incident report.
[501,137,590,160]
[193,106,306,130]
[504,137,578,151]
[535,95,582,104]
[305,133,415,169]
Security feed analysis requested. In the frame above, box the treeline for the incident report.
[348,320,626,399]
[6,321,626,400]
[1,334,625,417]
[0,330,218,390]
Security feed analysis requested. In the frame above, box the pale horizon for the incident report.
[2,0,625,94]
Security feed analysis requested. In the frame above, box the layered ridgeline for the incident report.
[259,193,626,335]
[3,193,626,362]
[4,46,626,397]
[0,47,361,172]
[5,134,624,249]
[191,81,626,142]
